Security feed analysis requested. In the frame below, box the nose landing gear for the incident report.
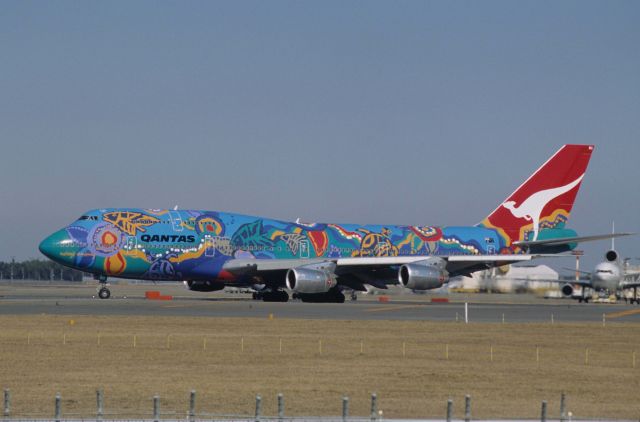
[94,275,111,299]
[98,287,111,299]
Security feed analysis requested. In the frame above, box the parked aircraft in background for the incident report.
[561,249,640,303]
[39,145,627,302]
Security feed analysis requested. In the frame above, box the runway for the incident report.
[2,282,640,323]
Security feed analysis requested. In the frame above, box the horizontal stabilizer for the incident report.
[513,232,634,248]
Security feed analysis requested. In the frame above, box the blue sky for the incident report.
[1,1,638,271]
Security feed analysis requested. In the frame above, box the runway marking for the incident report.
[364,304,426,313]
[605,309,640,319]
[160,300,252,309]
[161,303,233,309]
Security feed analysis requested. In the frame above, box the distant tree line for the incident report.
[0,259,86,281]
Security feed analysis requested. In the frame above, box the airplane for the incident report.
[39,144,629,303]
[561,249,640,303]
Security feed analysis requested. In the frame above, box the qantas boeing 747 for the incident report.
[39,145,628,302]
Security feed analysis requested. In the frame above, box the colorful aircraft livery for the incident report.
[40,145,611,302]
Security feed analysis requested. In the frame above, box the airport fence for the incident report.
[0,389,581,422]
[2,319,638,420]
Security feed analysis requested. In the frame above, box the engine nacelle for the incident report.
[561,283,574,297]
[605,250,618,262]
[184,280,225,292]
[286,265,336,294]
[398,258,449,290]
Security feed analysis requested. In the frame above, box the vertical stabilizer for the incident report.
[612,221,615,251]
[478,144,594,245]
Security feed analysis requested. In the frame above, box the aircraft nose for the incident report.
[39,229,72,260]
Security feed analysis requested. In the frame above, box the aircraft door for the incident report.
[299,239,310,258]
[205,235,216,257]
[486,237,496,255]
[126,236,137,250]
[169,211,183,232]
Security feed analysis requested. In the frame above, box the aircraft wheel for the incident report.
[98,288,111,299]
[578,298,583,303]
[262,293,275,302]
[584,298,590,303]
[262,291,289,302]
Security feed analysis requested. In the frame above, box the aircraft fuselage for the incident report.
[40,208,512,285]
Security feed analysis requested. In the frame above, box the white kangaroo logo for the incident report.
[502,174,584,241]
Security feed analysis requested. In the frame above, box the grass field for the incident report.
[1,315,639,419]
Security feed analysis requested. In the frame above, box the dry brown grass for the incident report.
[1,315,639,419]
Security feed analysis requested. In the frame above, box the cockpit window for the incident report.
[78,216,99,221]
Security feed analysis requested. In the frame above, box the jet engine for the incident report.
[184,280,225,292]
[605,250,618,262]
[561,283,574,297]
[286,264,337,294]
[398,258,449,290]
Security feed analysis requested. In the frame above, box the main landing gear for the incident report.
[296,288,346,303]
[629,287,640,305]
[95,275,111,299]
[576,286,593,303]
[252,290,289,302]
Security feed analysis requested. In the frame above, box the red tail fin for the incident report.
[479,144,594,245]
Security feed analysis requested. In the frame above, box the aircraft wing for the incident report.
[562,267,592,276]
[624,269,640,278]
[222,254,539,289]
[551,279,593,288]
[620,268,640,289]
[621,282,640,290]
[506,276,593,288]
